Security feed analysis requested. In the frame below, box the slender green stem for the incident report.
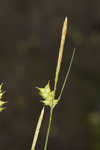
[43,108,53,150]
[58,48,76,101]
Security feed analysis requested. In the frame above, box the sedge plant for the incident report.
[31,17,76,150]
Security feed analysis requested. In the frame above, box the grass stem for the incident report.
[58,48,76,101]
[43,108,53,150]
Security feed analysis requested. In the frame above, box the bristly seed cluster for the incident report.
[37,82,58,108]
[0,83,6,111]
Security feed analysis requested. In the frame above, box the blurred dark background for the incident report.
[0,0,100,150]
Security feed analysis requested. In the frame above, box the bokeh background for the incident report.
[0,0,100,150]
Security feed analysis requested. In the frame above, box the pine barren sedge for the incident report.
[31,17,76,150]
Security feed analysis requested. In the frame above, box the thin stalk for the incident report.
[58,48,76,101]
[43,108,53,150]
[31,107,45,150]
